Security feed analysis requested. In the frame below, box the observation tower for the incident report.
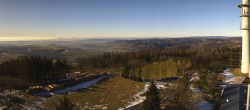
[239,0,250,74]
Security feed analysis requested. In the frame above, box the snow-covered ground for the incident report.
[190,84,201,93]
[219,68,245,84]
[0,90,21,96]
[35,75,113,96]
[0,75,114,109]
[21,104,41,110]
[193,68,245,110]
[155,81,168,89]
[196,100,213,110]
[118,81,169,110]
[53,75,112,94]
[189,72,213,110]
[118,79,174,109]
[190,76,200,82]
[118,83,150,110]
[189,72,202,93]
[190,73,200,82]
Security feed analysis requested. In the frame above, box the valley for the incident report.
[0,37,242,110]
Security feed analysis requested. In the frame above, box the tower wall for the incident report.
[243,0,249,4]
[240,0,250,74]
[242,29,249,73]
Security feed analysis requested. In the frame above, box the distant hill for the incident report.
[187,36,232,39]
[109,37,241,50]
[0,37,242,60]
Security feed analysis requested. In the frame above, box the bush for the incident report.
[56,96,76,110]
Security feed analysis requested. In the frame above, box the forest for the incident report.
[78,47,236,80]
[0,56,70,84]
[0,47,238,90]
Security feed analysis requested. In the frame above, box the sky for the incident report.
[0,0,241,41]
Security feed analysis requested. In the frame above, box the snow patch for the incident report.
[196,100,213,110]
[118,83,150,110]
[190,84,201,93]
[35,75,113,97]
[219,68,245,84]
[155,81,168,89]
[0,90,21,96]
[102,107,108,109]
[190,76,200,82]
[91,104,109,109]
[53,75,111,94]
[21,104,38,110]
[189,73,201,93]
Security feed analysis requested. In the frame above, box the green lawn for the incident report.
[43,76,145,110]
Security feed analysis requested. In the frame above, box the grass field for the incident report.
[43,76,145,110]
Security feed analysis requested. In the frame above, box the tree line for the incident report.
[77,47,236,80]
[0,47,239,86]
[0,56,70,83]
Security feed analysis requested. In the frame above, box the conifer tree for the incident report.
[143,82,160,110]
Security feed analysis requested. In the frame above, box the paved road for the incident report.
[220,84,247,110]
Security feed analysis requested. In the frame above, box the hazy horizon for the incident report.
[0,36,241,42]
